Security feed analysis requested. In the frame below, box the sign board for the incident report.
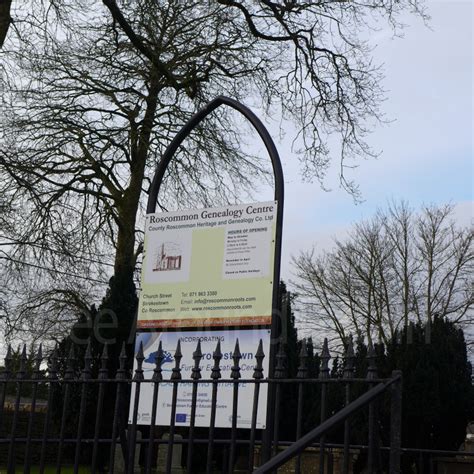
[137,202,277,329]
[129,329,270,428]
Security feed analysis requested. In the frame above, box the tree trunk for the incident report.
[102,68,161,353]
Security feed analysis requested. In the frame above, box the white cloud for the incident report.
[272,0,473,281]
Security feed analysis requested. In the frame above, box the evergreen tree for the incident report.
[386,317,474,451]
[277,282,299,440]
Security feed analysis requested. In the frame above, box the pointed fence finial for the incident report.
[253,339,265,380]
[17,345,27,380]
[116,342,128,380]
[48,346,59,380]
[98,344,109,380]
[2,345,12,378]
[211,340,222,380]
[343,335,355,379]
[64,344,75,380]
[274,342,287,379]
[35,344,43,364]
[171,340,182,381]
[366,340,377,380]
[82,339,92,380]
[133,341,145,382]
[319,338,331,380]
[297,339,308,379]
[231,339,241,380]
[191,340,202,381]
[152,341,164,382]
[33,344,43,380]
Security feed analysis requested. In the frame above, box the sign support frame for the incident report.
[146,95,284,462]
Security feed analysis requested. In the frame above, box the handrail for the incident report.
[254,374,401,473]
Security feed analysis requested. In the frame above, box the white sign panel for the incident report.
[129,329,270,429]
[137,201,277,329]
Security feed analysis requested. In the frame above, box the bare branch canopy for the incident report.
[0,0,427,340]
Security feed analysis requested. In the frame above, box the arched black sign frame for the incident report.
[146,95,284,460]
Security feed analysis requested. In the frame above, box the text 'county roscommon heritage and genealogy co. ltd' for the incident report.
[137,201,277,329]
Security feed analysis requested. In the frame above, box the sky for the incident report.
[267,0,473,279]
[0,1,471,358]
[254,0,472,360]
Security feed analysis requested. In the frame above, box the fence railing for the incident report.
[0,336,402,473]
[255,374,402,473]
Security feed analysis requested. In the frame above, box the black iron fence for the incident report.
[1,336,404,473]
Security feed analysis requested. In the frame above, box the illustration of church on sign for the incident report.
[153,242,182,272]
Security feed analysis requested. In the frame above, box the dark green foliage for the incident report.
[2,345,47,399]
[69,271,138,368]
[385,317,474,451]
[306,338,320,379]
[277,282,299,440]
[279,282,299,378]
[280,313,473,459]
[48,273,137,469]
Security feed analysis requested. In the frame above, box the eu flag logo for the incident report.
[176,413,187,423]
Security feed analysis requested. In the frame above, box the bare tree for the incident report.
[1,0,427,341]
[293,202,473,347]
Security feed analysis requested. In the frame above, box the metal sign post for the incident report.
[145,96,284,460]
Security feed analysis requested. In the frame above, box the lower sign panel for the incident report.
[129,329,270,429]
